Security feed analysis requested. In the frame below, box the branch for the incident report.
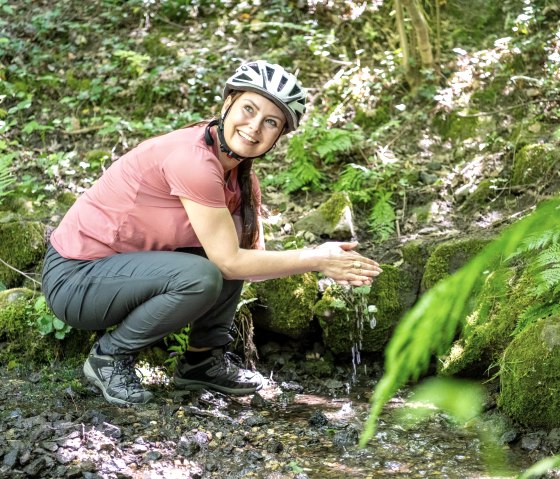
[0,257,42,286]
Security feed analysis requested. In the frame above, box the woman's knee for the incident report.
[173,256,223,303]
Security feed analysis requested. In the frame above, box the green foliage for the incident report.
[33,295,72,340]
[164,326,190,371]
[368,190,396,242]
[360,198,560,446]
[517,455,560,479]
[0,153,15,202]
[274,116,365,193]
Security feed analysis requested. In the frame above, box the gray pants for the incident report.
[41,244,242,355]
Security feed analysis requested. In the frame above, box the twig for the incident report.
[62,125,104,135]
[456,98,554,118]
[0,257,42,286]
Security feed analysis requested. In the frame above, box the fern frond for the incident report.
[334,163,371,192]
[368,191,396,242]
[515,301,560,335]
[535,243,560,268]
[534,265,560,295]
[507,229,560,260]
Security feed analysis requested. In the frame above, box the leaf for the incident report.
[517,455,560,479]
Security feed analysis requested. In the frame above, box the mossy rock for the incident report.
[434,112,479,142]
[511,143,559,187]
[294,192,354,240]
[421,236,492,292]
[252,273,318,339]
[498,317,560,428]
[0,288,93,366]
[315,265,416,355]
[438,266,535,377]
[0,221,46,288]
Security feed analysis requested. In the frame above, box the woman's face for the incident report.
[221,91,286,160]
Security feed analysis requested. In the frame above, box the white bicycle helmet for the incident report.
[223,60,307,133]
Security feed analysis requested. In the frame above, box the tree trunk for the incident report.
[401,0,434,69]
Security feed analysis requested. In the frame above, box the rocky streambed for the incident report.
[0,344,558,479]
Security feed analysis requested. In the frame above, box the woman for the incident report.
[41,60,382,406]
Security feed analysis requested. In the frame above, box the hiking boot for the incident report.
[173,348,263,395]
[83,342,153,406]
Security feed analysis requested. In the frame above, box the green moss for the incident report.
[438,266,528,377]
[462,179,495,210]
[65,71,91,91]
[0,221,46,288]
[434,112,479,141]
[511,143,559,187]
[498,317,560,428]
[253,273,318,339]
[316,265,415,354]
[421,237,491,292]
[401,239,429,269]
[317,191,352,227]
[0,288,93,366]
[56,191,77,209]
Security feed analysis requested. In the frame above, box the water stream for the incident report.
[234,381,533,479]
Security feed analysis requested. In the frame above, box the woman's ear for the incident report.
[221,95,233,117]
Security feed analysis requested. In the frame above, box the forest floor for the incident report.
[1,340,558,479]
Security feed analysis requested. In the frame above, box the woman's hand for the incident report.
[316,241,383,286]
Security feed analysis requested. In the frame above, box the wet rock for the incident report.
[143,450,162,462]
[23,455,52,477]
[176,437,201,458]
[308,411,329,428]
[245,414,268,427]
[499,430,518,444]
[332,427,359,449]
[520,432,544,451]
[548,428,560,449]
[266,440,284,453]
[2,446,18,467]
[280,381,304,393]
[102,422,122,439]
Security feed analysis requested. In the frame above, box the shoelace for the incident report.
[111,356,144,388]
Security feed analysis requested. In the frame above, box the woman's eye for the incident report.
[244,105,253,113]
[266,119,278,128]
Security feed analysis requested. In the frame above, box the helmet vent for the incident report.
[248,63,260,74]
[278,76,288,91]
[236,73,252,82]
[289,84,301,96]
[265,66,275,81]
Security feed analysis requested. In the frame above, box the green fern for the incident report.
[280,116,365,194]
[360,198,560,446]
[334,163,376,203]
[368,191,396,242]
[0,155,15,201]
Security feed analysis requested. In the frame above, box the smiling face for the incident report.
[220,91,287,162]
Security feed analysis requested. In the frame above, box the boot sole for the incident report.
[173,377,262,396]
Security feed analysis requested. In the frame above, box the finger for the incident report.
[337,241,359,251]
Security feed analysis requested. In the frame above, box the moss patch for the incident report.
[0,288,93,366]
[252,273,318,339]
[294,192,353,239]
[511,143,560,187]
[498,317,560,428]
[0,221,46,288]
[316,265,415,355]
[438,266,532,377]
[421,236,491,292]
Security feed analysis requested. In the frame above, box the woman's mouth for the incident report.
[237,130,258,143]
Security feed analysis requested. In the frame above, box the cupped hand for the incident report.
[317,241,383,286]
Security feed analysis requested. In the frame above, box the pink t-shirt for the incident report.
[50,124,262,260]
